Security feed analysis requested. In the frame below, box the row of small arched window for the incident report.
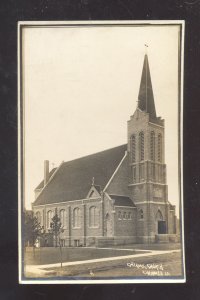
[117,210,143,220]
[36,208,164,227]
[130,132,162,163]
[35,206,99,229]
[118,211,132,220]
[118,209,163,221]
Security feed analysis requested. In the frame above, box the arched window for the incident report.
[73,207,81,228]
[150,131,155,161]
[47,210,53,229]
[128,212,132,220]
[130,135,136,163]
[139,132,144,161]
[139,209,144,220]
[35,211,41,224]
[158,134,162,162]
[123,212,127,220]
[151,163,155,180]
[89,206,99,227]
[59,209,65,228]
[139,163,144,180]
[133,166,136,182]
[118,211,122,220]
[156,209,163,221]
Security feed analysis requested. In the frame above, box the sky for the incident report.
[22,23,181,215]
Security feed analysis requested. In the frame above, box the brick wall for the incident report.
[33,197,104,247]
[135,202,169,237]
[114,206,136,236]
[168,209,176,234]
[103,193,115,237]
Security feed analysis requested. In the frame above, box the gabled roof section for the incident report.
[87,185,101,198]
[109,194,136,207]
[138,54,157,120]
[33,144,127,206]
[93,185,101,194]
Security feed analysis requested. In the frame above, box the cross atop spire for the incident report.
[137,54,157,120]
[144,44,148,54]
[92,177,95,186]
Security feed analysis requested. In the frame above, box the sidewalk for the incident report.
[25,248,181,278]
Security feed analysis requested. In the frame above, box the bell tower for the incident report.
[128,53,169,243]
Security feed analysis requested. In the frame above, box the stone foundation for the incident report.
[39,234,180,247]
[155,234,179,243]
[95,236,137,247]
[136,236,156,244]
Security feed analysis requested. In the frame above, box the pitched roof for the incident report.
[33,144,127,206]
[35,168,57,190]
[109,194,136,207]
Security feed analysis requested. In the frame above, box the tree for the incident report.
[49,212,63,247]
[48,209,64,267]
[24,211,43,256]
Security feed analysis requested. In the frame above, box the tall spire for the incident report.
[138,54,157,119]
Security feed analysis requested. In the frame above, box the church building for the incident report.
[32,54,178,247]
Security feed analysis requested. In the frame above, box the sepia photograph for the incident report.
[18,21,185,283]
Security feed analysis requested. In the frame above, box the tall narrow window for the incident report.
[130,135,136,162]
[156,209,163,221]
[150,131,155,161]
[47,210,53,229]
[158,165,162,182]
[133,166,136,182]
[151,163,155,180]
[139,132,144,161]
[139,163,144,180]
[158,134,162,162]
[89,206,99,227]
[73,207,81,228]
[139,209,144,220]
[60,209,65,228]
[36,211,41,224]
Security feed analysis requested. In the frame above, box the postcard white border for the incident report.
[18,20,185,284]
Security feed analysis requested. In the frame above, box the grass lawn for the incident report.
[24,245,184,279]
[56,251,183,278]
[79,251,183,277]
[25,247,143,265]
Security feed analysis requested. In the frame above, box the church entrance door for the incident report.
[156,210,167,234]
[158,221,167,234]
[105,213,112,237]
